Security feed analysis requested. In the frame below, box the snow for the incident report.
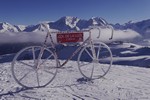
[0,22,18,32]
[91,17,107,25]
[113,56,150,63]
[111,42,142,49]
[0,61,150,99]
[33,23,50,32]
[65,16,80,28]
[136,39,150,46]
[120,50,138,54]
[15,25,26,31]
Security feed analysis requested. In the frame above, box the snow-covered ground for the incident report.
[1,61,150,100]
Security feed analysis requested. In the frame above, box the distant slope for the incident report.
[0,42,150,67]
[113,19,150,37]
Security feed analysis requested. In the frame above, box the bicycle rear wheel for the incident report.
[78,42,112,80]
[12,46,58,88]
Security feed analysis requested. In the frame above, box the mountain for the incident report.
[23,23,51,32]
[14,25,26,31]
[49,16,108,31]
[0,22,18,32]
[0,16,109,32]
[23,25,38,32]
[113,19,150,37]
[49,16,80,31]
[77,17,108,30]
[88,17,108,26]
[126,19,150,37]
[0,16,150,38]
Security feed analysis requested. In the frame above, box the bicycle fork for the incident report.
[89,40,97,79]
[34,47,44,70]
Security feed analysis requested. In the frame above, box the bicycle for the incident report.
[11,24,114,88]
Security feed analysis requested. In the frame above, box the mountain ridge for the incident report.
[0,16,150,37]
[0,16,110,32]
[113,19,150,37]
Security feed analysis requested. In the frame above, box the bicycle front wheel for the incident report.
[12,46,58,88]
[78,42,112,80]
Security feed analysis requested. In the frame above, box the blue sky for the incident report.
[0,0,150,25]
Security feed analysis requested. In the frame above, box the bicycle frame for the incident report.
[40,24,113,68]
[40,29,93,68]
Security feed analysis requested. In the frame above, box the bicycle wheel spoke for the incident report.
[18,61,34,68]
[40,54,53,66]
[36,71,40,86]
[32,47,36,64]
[85,48,93,59]
[90,63,95,79]
[97,45,101,59]
[101,67,106,74]
[19,70,33,82]
[43,69,55,75]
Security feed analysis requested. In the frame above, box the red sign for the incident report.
[57,33,83,43]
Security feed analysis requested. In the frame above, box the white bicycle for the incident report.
[11,24,114,88]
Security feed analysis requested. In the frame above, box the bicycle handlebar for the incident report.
[107,25,114,40]
[89,25,114,40]
[88,26,101,38]
[41,23,114,40]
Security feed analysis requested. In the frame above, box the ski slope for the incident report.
[0,61,150,100]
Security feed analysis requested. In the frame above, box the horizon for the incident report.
[0,0,150,25]
[0,16,150,26]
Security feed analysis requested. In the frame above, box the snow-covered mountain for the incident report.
[14,25,26,31]
[49,16,108,31]
[0,22,18,32]
[113,19,150,37]
[0,16,149,35]
[49,16,80,31]
[23,25,38,32]
[23,23,50,32]
[127,19,150,37]
[77,17,108,30]
[0,16,150,38]
[0,16,109,32]
[88,17,108,26]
